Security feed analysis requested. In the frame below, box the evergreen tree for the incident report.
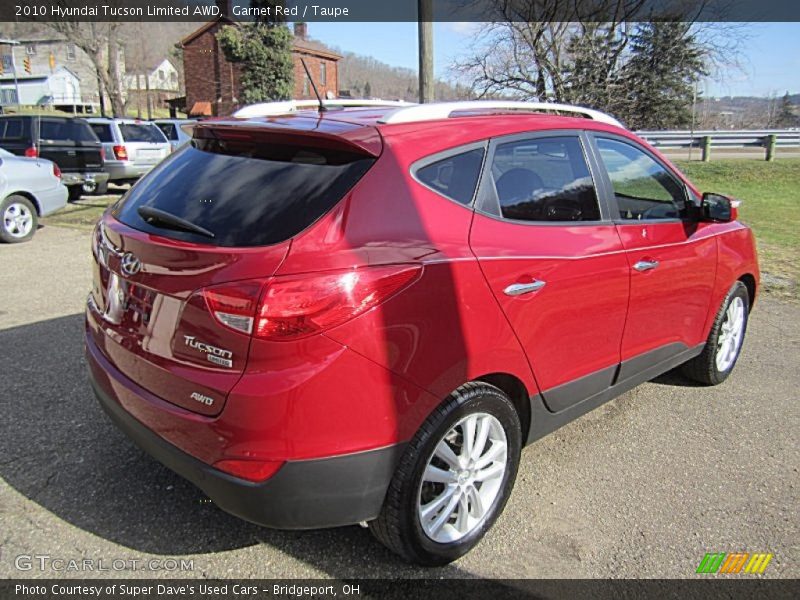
[622,22,706,129]
[217,1,294,103]
[776,92,798,127]
[364,81,372,98]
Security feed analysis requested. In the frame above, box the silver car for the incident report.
[86,118,171,191]
[153,119,196,152]
[0,147,68,243]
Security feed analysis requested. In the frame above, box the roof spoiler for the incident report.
[192,119,384,158]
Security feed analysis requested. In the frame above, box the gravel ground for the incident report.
[0,225,797,579]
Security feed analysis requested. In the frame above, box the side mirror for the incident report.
[701,192,739,222]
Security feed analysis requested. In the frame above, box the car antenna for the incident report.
[300,58,326,113]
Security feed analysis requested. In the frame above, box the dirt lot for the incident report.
[0,225,797,579]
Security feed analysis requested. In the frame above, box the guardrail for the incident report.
[635,129,800,161]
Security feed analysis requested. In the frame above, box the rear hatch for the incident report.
[88,117,381,415]
[118,122,171,165]
[36,118,103,172]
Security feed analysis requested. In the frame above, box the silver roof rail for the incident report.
[377,101,623,128]
[233,99,415,118]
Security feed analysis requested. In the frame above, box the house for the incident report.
[125,57,182,116]
[0,33,125,112]
[181,4,341,117]
[0,67,82,109]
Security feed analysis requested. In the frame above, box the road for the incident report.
[0,225,797,579]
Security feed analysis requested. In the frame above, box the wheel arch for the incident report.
[474,372,531,445]
[5,191,42,216]
[738,273,757,308]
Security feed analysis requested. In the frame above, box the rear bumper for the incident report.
[103,162,157,181]
[61,171,109,188]
[36,184,69,216]
[86,332,405,529]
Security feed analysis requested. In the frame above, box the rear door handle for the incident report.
[633,260,660,272]
[504,280,546,296]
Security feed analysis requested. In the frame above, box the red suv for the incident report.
[86,101,759,565]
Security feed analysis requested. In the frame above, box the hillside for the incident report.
[336,51,472,101]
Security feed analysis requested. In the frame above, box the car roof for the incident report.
[221,106,632,149]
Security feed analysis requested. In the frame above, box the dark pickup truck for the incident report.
[0,116,109,200]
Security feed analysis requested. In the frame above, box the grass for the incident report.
[43,159,799,301]
[675,158,800,301]
[42,192,122,230]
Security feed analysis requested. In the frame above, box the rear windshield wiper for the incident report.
[137,206,215,239]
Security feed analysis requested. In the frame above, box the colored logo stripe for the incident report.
[697,552,773,574]
[744,553,773,574]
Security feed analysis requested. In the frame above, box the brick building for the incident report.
[181,11,341,117]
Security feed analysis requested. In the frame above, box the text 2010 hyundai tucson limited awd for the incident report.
[86,100,759,565]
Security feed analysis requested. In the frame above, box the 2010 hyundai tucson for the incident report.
[86,100,759,565]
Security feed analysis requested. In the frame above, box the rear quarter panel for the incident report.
[277,135,538,435]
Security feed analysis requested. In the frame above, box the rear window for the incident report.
[113,138,375,247]
[90,123,114,143]
[119,123,167,143]
[39,119,98,143]
[156,122,177,140]
[0,119,24,139]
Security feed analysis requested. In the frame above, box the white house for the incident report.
[0,66,83,109]
[125,58,180,93]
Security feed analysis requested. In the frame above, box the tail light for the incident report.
[202,265,422,341]
[213,459,284,482]
[52,163,62,179]
[24,146,38,158]
[100,147,106,161]
[113,145,128,160]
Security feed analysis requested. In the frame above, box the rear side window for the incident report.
[0,119,24,139]
[90,123,113,143]
[415,147,485,205]
[39,119,98,143]
[156,123,177,140]
[119,123,166,143]
[491,136,600,222]
[114,139,375,247]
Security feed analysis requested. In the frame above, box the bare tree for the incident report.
[452,0,749,125]
[44,3,127,116]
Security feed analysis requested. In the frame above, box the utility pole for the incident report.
[0,39,22,111]
[418,0,434,103]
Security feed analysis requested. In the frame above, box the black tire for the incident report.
[369,382,522,566]
[682,281,750,385]
[0,195,38,244]
[67,186,83,202]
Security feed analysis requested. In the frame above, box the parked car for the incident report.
[87,118,171,190]
[0,115,108,202]
[153,119,196,152]
[86,100,759,566]
[0,147,68,243]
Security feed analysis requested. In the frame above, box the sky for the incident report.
[310,21,800,98]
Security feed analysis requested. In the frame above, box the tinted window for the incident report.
[156,122,178,141]
[491,136,600,222]
[415,147,485,206]
[90,123,113,143]
[114,140,375,247]
[596,138,686,220]
[0,119,24,139]
[119,123,167,143]
[39,119,98,143]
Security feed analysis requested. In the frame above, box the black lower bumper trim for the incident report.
[90,373,405,530]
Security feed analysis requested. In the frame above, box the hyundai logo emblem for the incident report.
[120,252,142,276]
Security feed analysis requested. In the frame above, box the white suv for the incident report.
[87,118,171,192]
